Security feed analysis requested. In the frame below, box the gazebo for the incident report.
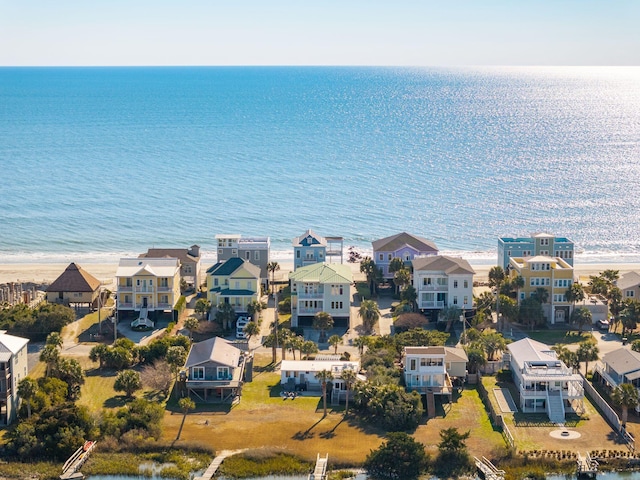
[46,263,102,309]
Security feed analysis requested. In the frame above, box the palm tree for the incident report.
[352,336,370,356]
[566,282,586,313]
[268,261,280,295]
[244,321,260,344]
[388,257,404,276]
[45,332,63,350]
[328,335,342,355]
[316,369,334,417]
[247,299,263,322]
[612,383,639,428]
[340,368,357,415]
[576,340,599,376]
[176,397,196,440]
[194,298,211,320]
[360,257,379,296]
[512,275,525,301]
[301,340,318,359]
[532,287,549,305]
[358,300,380,334]
[313,311,334,343]
[184,316,199,340]
[570,307,592,334]
[393,268,411,295]
[39,344,59,377]
[17,377,38,418]
[620,300,640,337]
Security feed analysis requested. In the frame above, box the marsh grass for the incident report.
[218,451,311,479]
[0,460,60,479]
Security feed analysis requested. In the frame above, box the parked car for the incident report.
[597,319,610,331]
[236,316,249,339]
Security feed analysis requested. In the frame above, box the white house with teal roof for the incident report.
[289,262,353,328]
[206,257,261,313]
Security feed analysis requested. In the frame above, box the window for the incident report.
[319,252,323,258]
[235,281,240,289]
[453,280,458,288]
[388,254,392,261]
[463,296,468,306]
[520,292,525,300]
[137,279,141,286]
[217,367,230,379]
[379,254,383,261]
[218,249,223,254]
[232,249,237,255]
[463,280,468,288]
[453,296,458,305]
[404,254,410,261]
[254,251,260,260]
[214,278,219,286]
[540,250,549,256]
[410,359,417,370]
[626,291,635,298]
[245,251,250,260]
[126,278,132,287]
[160,278,168,287]
[192,367,204,380]
[296,250,301,259]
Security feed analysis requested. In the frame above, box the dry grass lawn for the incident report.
[161,354,506,466]
[482,375,628,453]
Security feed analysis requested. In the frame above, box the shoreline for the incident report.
[1,260,639,286]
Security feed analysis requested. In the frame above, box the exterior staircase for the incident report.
[131,307,154,329]
[547,389,565,424]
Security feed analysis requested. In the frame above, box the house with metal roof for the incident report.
[372,232,439,279]
[0,330,29,425]
[182,337,246,403]
[140,245,201,289]
[116,258,181,316]
[206,258,261,313]
[596,348,640,392]
[289,262,353,328]
[507,338,584,423]
[412,256,475,315]
[45,263,102,308]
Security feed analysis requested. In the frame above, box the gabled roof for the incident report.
[141,247,200,263]
[404,346,468,362]
[288,262,353,284]
[206,258,260,278]
[616,272,640,291]
[411,256,475,275]
[116,258,180,278]
[507,338,559,370]
[280,359,360,374]
[46,263,101,293]
[292,229,327,247]
[602,348,640,376]
[372,232,438,253]
[0,331,29,362]
[185,337,241,369]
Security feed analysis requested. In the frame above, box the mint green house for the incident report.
[289,263,353,328]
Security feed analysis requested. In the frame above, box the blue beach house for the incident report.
[292,229,344,271]
[498,233,574,270]
[372,232,439,279]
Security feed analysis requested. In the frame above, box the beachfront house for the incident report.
[289,262,352,328]
[403,346,468,395]
[116,257,181,317]
[183,337,246,403]
[0,331,29,425]
[206,257,261,313]
[280,356,362,403]
[45,262,102,309]
[372,232,438,279]
[507,338,584,423]
[292,229,343,270]
[498,233,575,270]
[508,255,574,324]
[412,256,474,321]
[215,234,270,291]
[140,245,201,290]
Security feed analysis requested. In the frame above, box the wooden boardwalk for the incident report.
[194,449,246,480]
[474,456,505,480]
[60,441,97,480]
[308,453,328,480]
[577,452,598,478]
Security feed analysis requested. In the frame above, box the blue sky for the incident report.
[1,1,638,66]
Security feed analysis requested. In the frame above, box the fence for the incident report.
[477,372,515,450]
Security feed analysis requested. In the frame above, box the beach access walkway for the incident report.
[194,449,246,480]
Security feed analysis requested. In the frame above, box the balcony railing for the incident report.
[419,285,448,292]
[157,286,172,292]
[298,307,323,315]
[298,292,324,299]
[118,302,133,308]
[135,286,155,293]
[418,301,445,309]
[118,286,133,292]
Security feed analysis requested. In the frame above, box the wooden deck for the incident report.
[474,456,505,480]
[577,452,598,478]
[60,441,96,480]
[308,453,328,480]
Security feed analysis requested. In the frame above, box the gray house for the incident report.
[140,245,202,289]
[598,348,640,390]
[215,234,270,290]
[183,337,246,402]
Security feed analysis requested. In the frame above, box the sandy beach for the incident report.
[1,261,639,287]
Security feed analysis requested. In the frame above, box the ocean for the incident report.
[1,66,639,265]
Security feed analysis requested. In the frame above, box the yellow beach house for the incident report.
[508,255,574,324]
[206,257,261,313]
[116,257,181,315]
